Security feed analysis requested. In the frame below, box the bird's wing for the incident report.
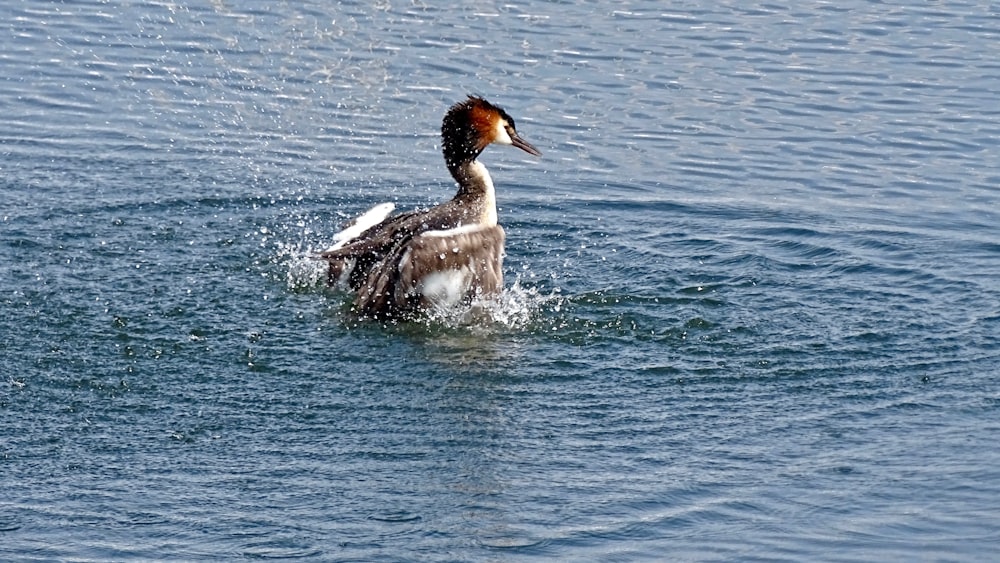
[323,202,395,253]
[355,223,506,317]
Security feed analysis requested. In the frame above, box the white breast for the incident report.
[418,269,472,309]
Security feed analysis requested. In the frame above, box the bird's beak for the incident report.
[511,133,542,157]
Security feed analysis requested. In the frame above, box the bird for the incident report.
[317,96,541,320]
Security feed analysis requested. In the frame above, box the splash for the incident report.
[263,210,564,329]
[474,278,560,329]
[284,247,328,290]
[278,240,561,330]
[409,277,558,331]
[266,224,329,291]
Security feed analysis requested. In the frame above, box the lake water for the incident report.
[2,0,999,560]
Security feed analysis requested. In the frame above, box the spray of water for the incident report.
[273,235,560,329]
[282,242,329,290]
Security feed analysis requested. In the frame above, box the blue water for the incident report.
[3,1,1000,560]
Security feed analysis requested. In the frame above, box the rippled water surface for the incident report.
[3,1,1000,560]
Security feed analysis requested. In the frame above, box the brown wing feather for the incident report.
[319,210,423,288]
[354,224,505,318]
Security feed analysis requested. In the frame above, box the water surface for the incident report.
[2,1,999,560]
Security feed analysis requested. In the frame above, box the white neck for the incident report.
[467,160,497,226]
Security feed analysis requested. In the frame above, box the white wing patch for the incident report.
[325,202,395,252]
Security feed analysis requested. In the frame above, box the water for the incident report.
[2,0,999,560]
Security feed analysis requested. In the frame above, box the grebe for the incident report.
[317,96,541,319]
